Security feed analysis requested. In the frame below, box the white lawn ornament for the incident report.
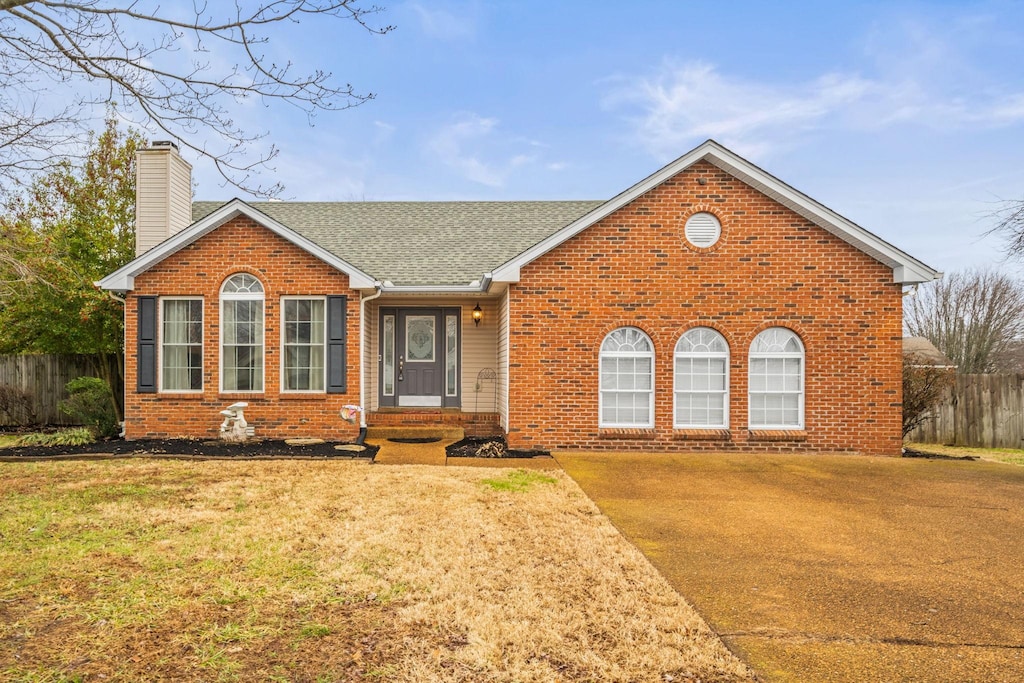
[220,402,249,442]
[340,405,362,424]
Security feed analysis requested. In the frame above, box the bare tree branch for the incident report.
[0,0,392,196]
[985,197,1024,260]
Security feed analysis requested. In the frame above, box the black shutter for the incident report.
[326,295,348,393]
[137,296,158,393]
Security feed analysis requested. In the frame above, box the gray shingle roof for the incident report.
[192,200,602,286]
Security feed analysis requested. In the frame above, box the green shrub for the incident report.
[17,427,95,447]
[59,377,119,438]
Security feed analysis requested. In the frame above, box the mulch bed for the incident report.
[446,436,551,459]
[0,437,378,460]
[902,448,977,461]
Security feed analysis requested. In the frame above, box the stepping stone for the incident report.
[334,444,366,452]
[285,438,325,446]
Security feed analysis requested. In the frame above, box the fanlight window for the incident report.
[599,327,654,428]
[220,273,265,392]
[674,327,729,428]
[748,327,804,429]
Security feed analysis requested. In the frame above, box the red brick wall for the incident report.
[124,216,362,440]
[506,161,904,456]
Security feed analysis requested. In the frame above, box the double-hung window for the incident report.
[599,327,654,428]
[748,327,804,429]
[282,297,326,392]
[161,298,202,391]
[674,327,729,428]
[220,274,264,392]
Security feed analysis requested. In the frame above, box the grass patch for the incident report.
[0,433,20,448]
[906,442,1024,466]
[0,460,754,681]
[481,468,558,492]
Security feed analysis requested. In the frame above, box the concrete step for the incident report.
[365,425,465,442]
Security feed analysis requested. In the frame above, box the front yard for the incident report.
[0,459,753,682]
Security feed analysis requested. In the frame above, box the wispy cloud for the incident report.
[605,19,1024,161]
[408,2,478,41]
[425,113,562,187]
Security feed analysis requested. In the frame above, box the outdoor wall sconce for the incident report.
[472,303,483,327]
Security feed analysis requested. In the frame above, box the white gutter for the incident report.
[359,283,384,428]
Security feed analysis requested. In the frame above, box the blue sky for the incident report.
[175,0,1024,277]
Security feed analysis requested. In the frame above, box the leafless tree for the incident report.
[904,268,1024,374]
[987,198,1024,260]
[0,0,392,196]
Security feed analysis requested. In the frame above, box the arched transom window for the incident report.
[599,327,654,428]
[674,327,729,429]
[748,327,804,429]
[221,273,265,392]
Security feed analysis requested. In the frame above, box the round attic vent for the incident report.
[684,212,722,248]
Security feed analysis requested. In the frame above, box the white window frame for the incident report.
[219,274,265,394]
[158,296,203,393]
[674,327,729,429]
[280,296,327,394]
[599,327,655,429]
[748,327,805,430]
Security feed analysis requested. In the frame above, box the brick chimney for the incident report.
[135,141,192,256]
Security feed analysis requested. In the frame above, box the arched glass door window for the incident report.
[748,327,804,429]
[674,327,729,428]
[221,274,265,392]
[599,327,654,428]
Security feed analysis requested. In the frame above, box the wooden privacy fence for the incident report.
[0,354,123,427]
[908,373,1024,449]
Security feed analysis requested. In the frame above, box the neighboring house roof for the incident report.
[903,337,956,367]
[190,200,602,287]
[98,139,941,293]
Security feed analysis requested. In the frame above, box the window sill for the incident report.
[279,393,328,400]
[673,429,730,441]
[154,391,205,399]
[748,429,807,442]
[598,428,657,440]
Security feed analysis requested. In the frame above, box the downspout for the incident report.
[358,283,384,443]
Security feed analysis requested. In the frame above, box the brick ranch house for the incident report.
[98,139,940,456]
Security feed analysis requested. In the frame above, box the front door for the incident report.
[379,307,461,408]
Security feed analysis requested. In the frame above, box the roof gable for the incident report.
[489,140,940,285]
[97,199,377,292]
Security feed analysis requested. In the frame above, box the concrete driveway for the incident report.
[555,451,1024,682]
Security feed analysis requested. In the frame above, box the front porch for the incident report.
[363,295,507,436]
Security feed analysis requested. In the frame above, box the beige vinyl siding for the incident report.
[496,288,509,430]
[135,146,192,256]
[364,299,380,411]
[461,299,498,413]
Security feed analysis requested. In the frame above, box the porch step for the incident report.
[365,425,465,442]
[368,410,502,437]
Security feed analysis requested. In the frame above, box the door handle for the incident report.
[398,355,404,381]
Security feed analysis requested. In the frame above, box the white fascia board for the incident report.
[379,282,490,294]
[490,139,941,286]
[96,198,376,291]
[703,149,941,285]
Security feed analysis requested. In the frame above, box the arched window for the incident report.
[748,327,804,429]
[221,273,265,392]
[674,327,729,428]
[599,327,654,428]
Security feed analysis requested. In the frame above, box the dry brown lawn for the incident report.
[0,459,754,682]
